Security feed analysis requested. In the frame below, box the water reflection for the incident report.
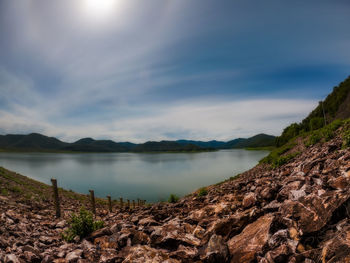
[0,150,268,202]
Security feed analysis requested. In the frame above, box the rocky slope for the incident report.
[0,122,350,262]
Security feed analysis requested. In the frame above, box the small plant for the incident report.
[62,207,104,242]
[168,194,179,203]
[306,132,322,146]
[343,130,350,148]
[198,187,208,197]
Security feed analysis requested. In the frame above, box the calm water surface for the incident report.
[0,150,268,202]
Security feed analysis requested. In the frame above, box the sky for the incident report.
[0,0,350,143]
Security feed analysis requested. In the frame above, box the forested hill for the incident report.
[0,133,276,153]
[277,75,350,146]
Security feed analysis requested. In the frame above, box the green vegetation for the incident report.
[260,141,296,166]
[276,76,350,147]
[245,146,275,151]
[197,187,208,197]
[304,119,343,147]
[62,207,104,242]
[215,173,241,186]
[225,134,276,149]
[261,119,349,168]
[342,120,350,148]
[168,194,179,203]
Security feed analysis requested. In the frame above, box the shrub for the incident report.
[272,152,300,168]
[198,187,208,197]
[62,207,104,242]
[168,194,179,203]
[343,130,350,148]
[306,132,322,146]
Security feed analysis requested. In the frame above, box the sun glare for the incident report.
[81,0,120,21]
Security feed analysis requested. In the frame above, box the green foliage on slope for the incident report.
[276,76,350,147]
[62,207,104,242]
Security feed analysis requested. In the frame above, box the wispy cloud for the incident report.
[0,97,317,142]
[0,1,349,141]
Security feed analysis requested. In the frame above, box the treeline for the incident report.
[0,133,276,153]
[276,75,350,146]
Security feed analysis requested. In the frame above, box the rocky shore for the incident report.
[1,129,350,262]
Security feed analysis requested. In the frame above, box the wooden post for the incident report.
[137,198,140,207]
[51,179,61,218]
[89,190,96,215]
[107,195,112,212]
[120,197,123,209]
[127,199,130,209]
[132,200,135,209]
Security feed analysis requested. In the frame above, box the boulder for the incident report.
[242,192,257,208]
[201,234,229,263]
[228,214,274,263]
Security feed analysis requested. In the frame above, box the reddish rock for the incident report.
[242,192,257,208]
[228,214,274,263]
[201,234,229,263]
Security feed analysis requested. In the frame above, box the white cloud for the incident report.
[0,98,317,142]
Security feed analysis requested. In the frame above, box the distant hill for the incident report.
[225,134,276,148]
[0,133,67,151]
[0,133,276,152]
[277,75,350,146]
[176,140,227,149]
[178,134,276,149]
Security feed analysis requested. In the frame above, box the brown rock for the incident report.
[123,245,180,263]
[24,251,41,263]
[4,254,20,263]
[201,234,229,263]
[89,227,112,240]
[279,191,350,233]
[242,192,257,208]
[65,249,83,263]
[328,175,350,190]
[228,213,274,263]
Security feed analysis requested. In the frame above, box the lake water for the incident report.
[0,150,268,202]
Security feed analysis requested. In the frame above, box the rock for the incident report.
[193,225,205,239]
[201,234,229,263]
[89,227,112,240]
[65,249,83,263]
[138,217,159,227]
[242,192,257,208]
[24,251,41,263]
[4,254,20,263]
[228,213,274,263]
[170,245,198,261]
[320,225,350,263]
[328,175,350,190]
[94,236,118,249]
[279,192,350,233]
[123,245,180,263]
[99,249,120,263]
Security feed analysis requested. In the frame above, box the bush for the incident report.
[198,187,208,197]
[62,207,104,242]
[343,130,350,148]
[168,194,179,203]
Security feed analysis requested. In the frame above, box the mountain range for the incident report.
[0,133,276,152]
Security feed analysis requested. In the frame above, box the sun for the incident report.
[81,0,120,21]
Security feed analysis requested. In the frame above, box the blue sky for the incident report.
[0,0,350,142]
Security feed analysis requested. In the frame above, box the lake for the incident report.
[0,150,268,202]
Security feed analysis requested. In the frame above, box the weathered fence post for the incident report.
[51,179,61,218]
[127,199,130,209]
[137,198,140,207]
[132,200,135,209]
[107,195,112,212]
[120,197,123,210]
[89,190,96,214]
